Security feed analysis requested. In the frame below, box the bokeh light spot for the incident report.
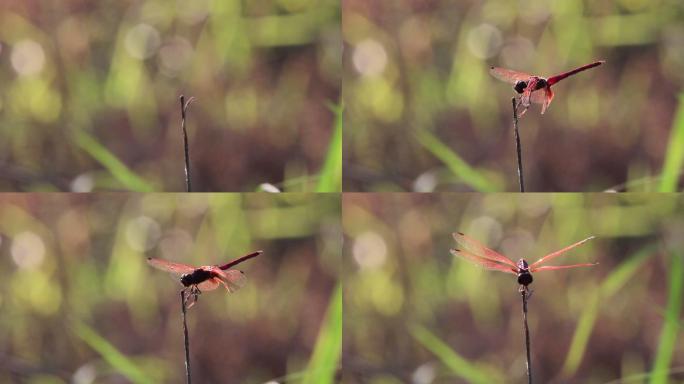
[125,216,161,252]
[412,362,437,384]
[11,231,46,270]
[500,37,536,69]
[353,39,388,77]
[159,229,193,261]
[466,23,503,59]
[353,231,387,270]
[11,39,46,76]
[124,23,161,60]
[70,173,95,192]
[159,37,194,76]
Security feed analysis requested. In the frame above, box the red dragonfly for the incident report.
[147,250,262,308]
[450,233,596,288]
[490,61,604,116]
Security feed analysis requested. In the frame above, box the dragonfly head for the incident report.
[180,273,193,287]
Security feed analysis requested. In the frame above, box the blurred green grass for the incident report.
[303,283,342,384]
[72,321,156,384]
[650,251,683,384]
[343,193,684,383]
[0,193,341,383]
[316,103,344,193]
[343,1,684,192]
[410,324,503,384]
[658,94,684,192]
[0,1,341,191]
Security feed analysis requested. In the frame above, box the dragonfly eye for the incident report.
[514,81,527,93]
[180,273,192,286]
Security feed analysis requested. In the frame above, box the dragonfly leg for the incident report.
[518,285,533,300]
[184,286,202,308]
[514,96,528,117]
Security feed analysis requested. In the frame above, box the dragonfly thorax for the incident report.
[180,268,213,287]
[514,77,547,94]
[534,78,548,89]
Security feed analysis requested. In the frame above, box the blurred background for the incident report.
[0,193,341,383]
[343,0,684,192]
[0,0,341,192]
[343,193,683,383]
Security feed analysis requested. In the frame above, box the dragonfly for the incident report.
[450,232,596,289]
[147,250,262,308]
[490,61,605,116]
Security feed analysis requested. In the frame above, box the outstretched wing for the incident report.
[147,257,195,275]
[490,66,533,85]
[213,268,247,293]
[450,248,517,274]
[452,232,517,267]
[529,236,596,270]
[196,278,220,292]
[530,87,554,114]
[532,263,598,273]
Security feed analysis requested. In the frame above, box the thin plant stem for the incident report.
[521,287,532,384]
[180,290,192,384]
[512,97,525,192]
[179,95,194,192]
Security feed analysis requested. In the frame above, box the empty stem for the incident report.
[512,97,525,192]
[180,290,192,384]
[179,95,193,192]
[521,287,532,384]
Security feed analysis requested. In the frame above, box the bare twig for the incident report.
[521,287,532,384]
[512,97,525,192]
[179,95,195,192]
[180,290,192,384]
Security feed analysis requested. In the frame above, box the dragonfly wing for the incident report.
[214,269,247,293]
[196,278,220,291]
[530,87,554,114]
[531,262,598,273]
[147,258,196,275]
[529,236,596,269]
[519,78,541,109]
[452,232,517,267]
[490,67,533,84]
[450,248,517,274]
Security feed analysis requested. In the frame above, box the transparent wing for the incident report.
[529,236,596,269]
[450,248,517,274]
[147,257,195,275]
[490,66,533,84]
[529,89,547,105]
[530,87,554,114]
[213,269,247,293]
[196,278,220,291]
[532,263,598,273]
[519,78,541,109]
[452,232,517,267]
